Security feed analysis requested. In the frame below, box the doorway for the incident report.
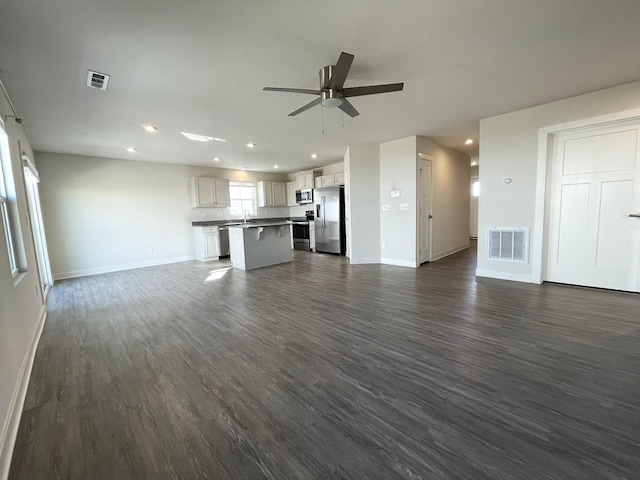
[470,176,479,239]
[418,156,432,264]
[545,119,640,292]
[22,154,53,298]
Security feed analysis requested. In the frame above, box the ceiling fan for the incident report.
[263,52,404,117]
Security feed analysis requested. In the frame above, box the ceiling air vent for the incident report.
[488,227,529,262]
[86,70,110,90]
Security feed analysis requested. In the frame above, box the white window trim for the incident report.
[229,181,257,216]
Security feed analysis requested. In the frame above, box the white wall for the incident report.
[417,136,471,260]
[36,152,290,279]
[379,136,419,267]
[0,102,46,478]
[478,80,640,282]
[345,144,380,263]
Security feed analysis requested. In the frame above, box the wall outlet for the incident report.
[382,204,390,211]
[218,211,223,217]
[202,212,208,218]
[147,247,153,254]
[382,242,387,249]
[400,203,410,211]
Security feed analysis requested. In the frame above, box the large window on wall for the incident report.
[229,181,256,215]
[0,119,25,276]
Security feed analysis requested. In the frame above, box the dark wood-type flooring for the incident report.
[9,244,640,479]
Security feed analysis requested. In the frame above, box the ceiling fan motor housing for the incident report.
[319,66,343,107]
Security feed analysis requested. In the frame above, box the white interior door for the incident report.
[470,176,479,238]
[546,120,640,292]
[418,158,432,264]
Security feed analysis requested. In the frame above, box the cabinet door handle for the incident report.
[630,213,640,218]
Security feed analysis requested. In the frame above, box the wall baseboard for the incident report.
[349,256,381,265]
[431,243,470,262]
[380,258,418,268]
[0,307,46,480]
[475,268,534,283]
[53,255,196,280]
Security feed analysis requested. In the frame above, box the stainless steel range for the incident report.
[291,210,315,251]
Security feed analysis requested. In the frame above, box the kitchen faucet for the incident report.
[243,209,250,224]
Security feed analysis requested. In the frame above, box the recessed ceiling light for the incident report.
[465,138,474,145]
[142,125,158,133]
[213,137,226,142]
[126,147,137,153]
[311,154,318,159]
[213,157,220,162]
[246,143,255,148]
[274,165,279,169]
[181,132,214,142]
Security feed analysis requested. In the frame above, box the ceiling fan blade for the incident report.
[328,52,354,90]
[289,97,322,116]
[342,83,404,97]
[263,87,321,95]
[338,98,360,117]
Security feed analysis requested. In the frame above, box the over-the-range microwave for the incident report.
[296,188,313,204]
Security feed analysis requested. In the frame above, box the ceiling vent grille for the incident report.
[86,70,110,90]
[488,227,529,262]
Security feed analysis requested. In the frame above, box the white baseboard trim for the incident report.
[431,243,470,262]
[380,258,418,268]
[475,269,534,283]
[349,256,381,265]
[53,255,196,280]
[0,307,47,480]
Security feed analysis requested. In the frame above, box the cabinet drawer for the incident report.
[203,226,219,234]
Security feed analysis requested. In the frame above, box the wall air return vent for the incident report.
[86,70,110,90]
[488,227,529,262]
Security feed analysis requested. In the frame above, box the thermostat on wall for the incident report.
[390,190,401,198]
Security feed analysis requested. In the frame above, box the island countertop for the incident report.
[191,217,294,227]
[227,221,291,229]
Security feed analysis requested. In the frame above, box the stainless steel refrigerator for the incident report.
[314,186,346,255]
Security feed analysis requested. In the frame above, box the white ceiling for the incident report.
[1,0,639,173]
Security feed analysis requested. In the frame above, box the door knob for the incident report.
[428,215,433,219]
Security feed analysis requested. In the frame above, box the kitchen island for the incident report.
[227,221,292,270]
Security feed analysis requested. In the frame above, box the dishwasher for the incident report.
[218,226,230,257]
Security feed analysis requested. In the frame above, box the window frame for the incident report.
[228,180,257,216]
[0,117,22,277]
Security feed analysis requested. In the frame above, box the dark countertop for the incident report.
[192,217,308,227]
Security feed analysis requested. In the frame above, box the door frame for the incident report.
[532,107,640,284]
[417,153,433,264]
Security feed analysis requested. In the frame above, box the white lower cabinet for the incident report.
[194,226,221,261]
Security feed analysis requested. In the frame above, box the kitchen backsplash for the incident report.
[190,206,291,222]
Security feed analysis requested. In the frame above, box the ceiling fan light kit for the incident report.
[264,52,404,118]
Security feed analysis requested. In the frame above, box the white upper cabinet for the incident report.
[316,173,345,188]
[257,181,287,207]
[287,181,298,206]
[296,172,314,189]
[191,177,230,207]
